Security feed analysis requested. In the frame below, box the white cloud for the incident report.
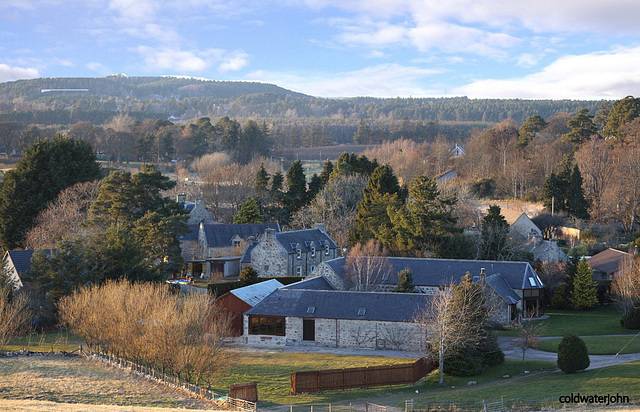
[516,53,540,68]
[108,0,156,22]
[248,63,443,97]
[0,63,39,82]
[454,46,640,99]
[87,61,110,74]
[135,46,248,74]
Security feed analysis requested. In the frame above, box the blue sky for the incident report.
[2,0,640,99]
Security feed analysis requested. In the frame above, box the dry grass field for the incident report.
[0,356,219,411]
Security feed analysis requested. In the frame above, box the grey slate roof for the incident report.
[229,279,284,306]
[178,224,200,242]
[203,223,280,249]
[588,248,631,275]
[486,274,521,304]
[241,242,259,264]
[281,276,335,291]
[275,228,338,254]
[246,289,431,322]
[6,249,54,274]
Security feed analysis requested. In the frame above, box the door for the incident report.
[303,319,315,341]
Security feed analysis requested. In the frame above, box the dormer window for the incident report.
[296,248,302,259]
[311,246,316,257]
[233,240,241,248]
[325,243,330,255]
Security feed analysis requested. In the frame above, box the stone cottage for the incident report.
[241,224,339,277]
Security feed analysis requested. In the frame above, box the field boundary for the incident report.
[80,349,256,412]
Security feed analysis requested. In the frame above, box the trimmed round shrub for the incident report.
[557,334,590,374]
[621,305,640,329]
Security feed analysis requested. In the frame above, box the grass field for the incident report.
[536,335,640,355]
[410,361,640,409]
[0,356,214,410]
[497,306,632,337]
[4,330,84,353]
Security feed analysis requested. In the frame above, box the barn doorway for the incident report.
[303,319,315,341]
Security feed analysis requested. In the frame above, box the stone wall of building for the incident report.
[308,262,346,290]
[250,230,288,277]
[243,315,425,351]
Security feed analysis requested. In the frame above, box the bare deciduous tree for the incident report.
[414,276,493,385]
[345,239,392,291]
[512,315,546,364]
[58,280,233,385]
[24,180,101,249]
[611,256,640,317]
[0,270,30,350]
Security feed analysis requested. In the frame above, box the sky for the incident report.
[2,0,640,99]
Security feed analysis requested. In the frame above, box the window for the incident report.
[307,306,316,314]
[310,265,315,272]
[248,316,285,336]
[296,248,302,259]
[296,267,302,276]
[357,308,366,316]
[325,244,330,255]
[523,289,540,297]
[233,239,241,248]
[311,247,316,257]
[528,276,536,287]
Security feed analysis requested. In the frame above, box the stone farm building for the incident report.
[241,257,544,350]
[244,285,429,351]
[311,257,545,322]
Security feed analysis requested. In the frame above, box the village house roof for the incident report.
[274,228,339,254]
[178,224,200,242]
[281,276,335,291]
[246,289,431,322]
[588,248,631,276]
[228,279,284,306]
[5,249,55,275]
[486,274,521,304]
[202,223,280,249]
[326,257,542,291]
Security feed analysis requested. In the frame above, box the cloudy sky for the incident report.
[2,0,640,99]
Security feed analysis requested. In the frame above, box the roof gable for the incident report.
[6,249,54,274]
[589,248,631,275]
[203,223,280,248]
[275,228,338,253]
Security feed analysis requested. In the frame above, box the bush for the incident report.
[444,347,483,376]
[551,283,571,309]
[621,305,640,329]
[557,334,590,374]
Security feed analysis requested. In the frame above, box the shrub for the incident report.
[557,334,590,374]
[551,283,571,309]
[444,347,483,376]
[621,305,640,329]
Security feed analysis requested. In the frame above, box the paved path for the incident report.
[499,335,640,370]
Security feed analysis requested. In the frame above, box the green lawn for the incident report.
[212,351,553,406]
[496,306,632,337]
[3,330,84,353]
[537,335,640,355]
[411,361,640,409]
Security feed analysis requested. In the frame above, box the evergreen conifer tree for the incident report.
[557,334,590,373]
[479,205,510,260]
[570,260,598,310]
[233,197,263,224]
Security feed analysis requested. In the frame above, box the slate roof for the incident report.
[241,242,259,263]
[229,279,284,306]
[588,248,631,275]
[275,228,338,254]
[246,289,431,322]
[203,223,280,249]
[326,257,541,290]
[486,274,521,304]
[281,276,335,291]
[178,224,200,242]
[5,249,54,274]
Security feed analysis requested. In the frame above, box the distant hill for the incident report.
[0,75,605,126]
[0,75,309,100]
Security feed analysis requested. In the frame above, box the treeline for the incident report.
[1,76,603,126]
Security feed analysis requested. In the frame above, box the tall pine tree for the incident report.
[570,260,598,310]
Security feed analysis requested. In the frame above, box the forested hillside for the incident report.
[0,76,602,126]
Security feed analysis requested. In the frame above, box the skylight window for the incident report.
[528,277,536,287]
[307,306,316,314]
[357,308,366,316]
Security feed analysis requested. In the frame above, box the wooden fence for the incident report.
[290,358,434,394]
[231,382,258,403]
[81,349,257,412]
